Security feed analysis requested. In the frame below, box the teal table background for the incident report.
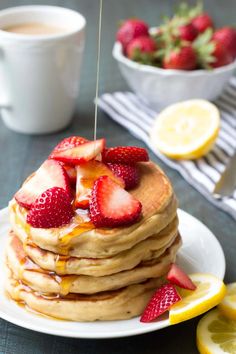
[0,1,235,353]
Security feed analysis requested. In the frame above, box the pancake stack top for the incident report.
[6,136,181,321]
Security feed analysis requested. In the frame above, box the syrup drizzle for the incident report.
[16,250,77,296]
[93,0,103,143]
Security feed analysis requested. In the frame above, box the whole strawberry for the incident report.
[179,23,198,42]
[107,163,140,189]
[27,187,74,228]
[102,146,149,164]
[191,13,213,33]
[126,35,156,63]
[213,27,236,59]
[116,19,149,52]
[163,45,197,70]
[193,29,233,69]
[210,41,233,68]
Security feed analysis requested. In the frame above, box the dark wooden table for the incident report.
[0,1,236,353]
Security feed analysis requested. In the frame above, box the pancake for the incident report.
[6,157,182,322]
[9,162,177,258]
[6,269,166,321]
[15,218,179,276]
[7,233,181,295]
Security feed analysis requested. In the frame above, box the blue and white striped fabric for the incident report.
[97,77,236,220]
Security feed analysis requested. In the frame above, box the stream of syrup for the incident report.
[93,0,103,143]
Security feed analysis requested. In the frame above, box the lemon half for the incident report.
[169,273,226,325]
[219,283,236,321]
[197,308,236,354]
[150,99,220,159]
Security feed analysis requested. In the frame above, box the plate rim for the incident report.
[0,207,226,338]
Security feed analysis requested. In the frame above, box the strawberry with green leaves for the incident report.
[126,36,156,64]
[116,2,236,70]
[193,28,234,69]
[163,45,197,70]
[116,19,149,52]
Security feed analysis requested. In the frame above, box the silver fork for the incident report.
[213,152,236,198]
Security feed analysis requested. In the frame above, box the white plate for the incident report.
[0,207,225,338]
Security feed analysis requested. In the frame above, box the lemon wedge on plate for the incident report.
[150,99,220,159]
[219,283,236,321]
[169,273,226,325]
[197,308,236,354]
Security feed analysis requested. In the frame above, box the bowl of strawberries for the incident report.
[113,3,236,109]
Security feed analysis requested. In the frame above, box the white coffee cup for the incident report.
[0,6,86,134]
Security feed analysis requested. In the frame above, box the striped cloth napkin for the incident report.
[97,77,236,220]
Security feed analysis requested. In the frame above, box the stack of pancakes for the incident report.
[6,162,181,321]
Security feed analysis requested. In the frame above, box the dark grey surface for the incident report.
[0,1,235,353]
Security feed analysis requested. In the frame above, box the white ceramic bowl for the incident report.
[113,41,236,110]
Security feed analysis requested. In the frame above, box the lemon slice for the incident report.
[197,308,236,354]
[150,99,220,159]
[219,283,236,321]
[169,273,226,325]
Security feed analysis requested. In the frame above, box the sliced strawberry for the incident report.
[27,187,74,228]
[102,146,149,165]
[75,161,124,209]
[14,160,71,209]
[49,136,88,157]
[140,283,181,323]
[107,163,139,189]
[89,176,142,228]
[167,264,197,290]
[50,139,105,165]
[63,164,77,184]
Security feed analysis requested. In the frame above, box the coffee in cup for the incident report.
[3,22,67,35]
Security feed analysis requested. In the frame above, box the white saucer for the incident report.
[0,207,225,338]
